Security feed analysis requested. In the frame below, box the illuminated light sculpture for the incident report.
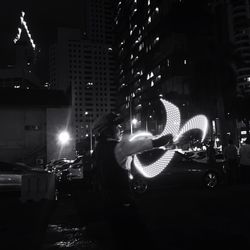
[129,131,153,142]
[13,11,36,50]
[132,98,208,178]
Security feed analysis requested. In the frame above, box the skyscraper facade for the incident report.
[49,0,116,147]
[114,0,214,133]
[227,0,250,95]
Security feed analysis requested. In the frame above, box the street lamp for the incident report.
[57,130,71,145]
[85,111,93,153]
[130,118,138,134]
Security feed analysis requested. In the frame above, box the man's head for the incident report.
[92,112,124,140]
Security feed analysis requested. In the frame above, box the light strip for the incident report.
[13,11,36,50]
[132,98,209,178]
[155,99,180,139]
[175,115,208,142]
[129,131,153,142]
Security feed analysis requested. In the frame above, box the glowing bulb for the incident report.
[58,131,71,145]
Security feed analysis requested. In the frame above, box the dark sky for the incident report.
[0,0,84,81]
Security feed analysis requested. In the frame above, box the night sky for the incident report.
[0,0,83,80]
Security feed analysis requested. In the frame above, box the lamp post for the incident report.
[85,112,93,153]
[131,118,138,134]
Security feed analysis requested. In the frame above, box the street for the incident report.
[1,183,250,250]
[136,185,250,250]
[40,183,250,250]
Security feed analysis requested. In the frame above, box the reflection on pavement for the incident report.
[43,224,98,250]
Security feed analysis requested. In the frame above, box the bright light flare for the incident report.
[131,118,138,125]
[58,131,71,145]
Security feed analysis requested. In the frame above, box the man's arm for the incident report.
[115,134,173,169]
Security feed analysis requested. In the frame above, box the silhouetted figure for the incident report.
[206,140,216,165]
[91,112,173,250]
[224,139,239,184]
[239,136,250,184]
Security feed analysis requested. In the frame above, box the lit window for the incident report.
[247,77,250,82]
[86,82,94,86]
[167,59,170,67]
[156,75,161,81]
[155,7,159,13]
[139,43,144,51]
[154,37,159,44]
[184,59,187,65]
[148,0,150,5]
[148,16,151,23]
[151,81,154,87]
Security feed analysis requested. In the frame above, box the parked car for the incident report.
[45,158,72,173]
[0,161,44,191]
[183,150,225,163]
[67,156,84,180]
[130,150,226,194]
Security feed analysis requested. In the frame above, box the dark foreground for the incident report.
[1,183,250,250]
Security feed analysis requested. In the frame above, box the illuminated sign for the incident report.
[132,99,208,178]
[13,11,36,50]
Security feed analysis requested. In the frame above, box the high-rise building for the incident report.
[227,0,250,95]
[211,0,250,142]
[115,0,214,133]
[49,0,116,148]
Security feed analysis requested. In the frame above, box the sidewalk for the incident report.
[41,194,100,250]
[0,192,55,250]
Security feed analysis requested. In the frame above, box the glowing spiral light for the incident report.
[155,99,181,139]
[132,98,208,178]
[174,115,208,142]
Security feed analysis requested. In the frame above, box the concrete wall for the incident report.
[0,107,46,164]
